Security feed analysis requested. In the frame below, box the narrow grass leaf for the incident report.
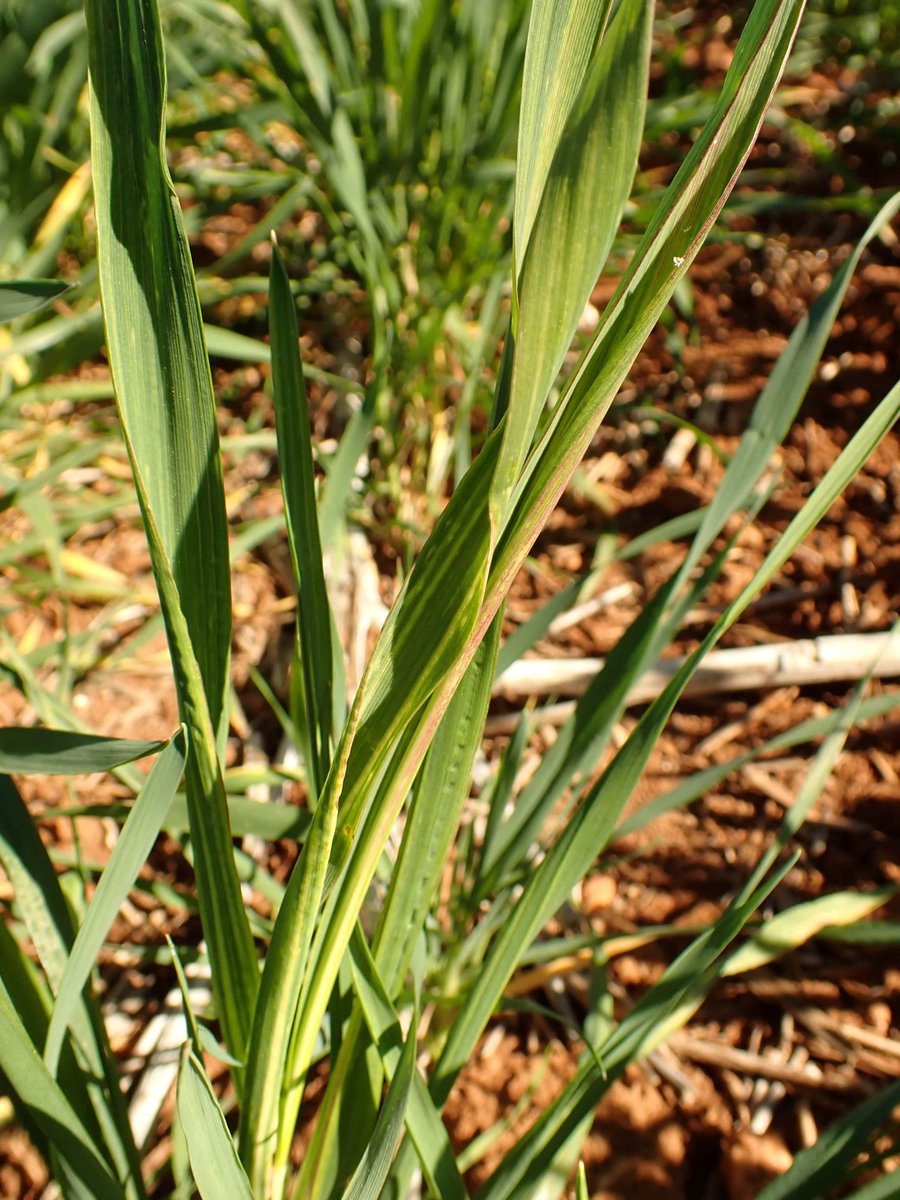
[238,722,344,1190]
[421,1,808,910]
[840,1170,900,1200]
[322,427,501,876]
[0,775,106,1058]
[433,375,900,1106]
[340,998,417,1200]
[43,731,186,1073]
[274,690,473,1183]
[0,779,145,1194]
[476,559,718,899]
[491,0,807,599]
[821,920,900,945]
[575,1163,589,1200]
[477,707,529,882]
[168,936,205,1059]
[203,323,356,392]
[0,981,126,1200]
[349,930,468,1200]
[269,721,431,1185]
[128,459,259,1061]
[300,618,501,1196]
[754,1080,900,1200]
[269,237,334,795]
[771,626,900,851]
[278,4,333,119]
[481,862,793,1200]
[247,3,809,1188]
[675,189,900,590]
[84,0,231,738]
[318,384,377,550]
[514,0,611,266]
[0,728,166,775]
[491,587,676,874]
[495,571,598,678]
[0,921,98,1174]
[176,1046,254,1200]
[489,524,898,1196]
[0,917,51,1045]
[485,182,893,886]
[723,888,896,977]
[0,279,71,321]
[615,688,900,837]
[454,1049,554,1175]
[376,614,502,991]
[495,0,652,519]
[327,108,384,267]
[493,505,711,677]
[166,792,310,842]
[84,0,259,1060]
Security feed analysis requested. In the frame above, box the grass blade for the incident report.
[615,689,900,838]
[177,1046,254,1200]
[0,918,83,1170]
[375,614,502,994]
[0,278,71,321]
[0,979,126,1200]
[674,188,900,591]
[349,929,468,1200]
[479,861,794,1200]
[491,0,807,581]
[340,986,417,1200]
[0,728,166,775]
[754,1081,900,1200]
[481,120,893,894]
[514,0,611,267]
[0,774,144,1196]
[494,0,652,516]
[238,719,346,1190]
[254,9,810,1173]
[433,374,900,1104]
[43,731,186,1073]
[316,428,502,885]
[723,888,896,978]
[84,0,258,1060]
[269,237,335,796]
[299,618,501,1198]
[575,1163,589,1200]
[840,1172,900,1200]
[84,0,230,736]
[474,568,691,898]
[317,383,376,552]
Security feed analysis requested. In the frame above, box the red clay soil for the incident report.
[435,221,900,1197]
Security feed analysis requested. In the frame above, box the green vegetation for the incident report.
[0,1,898,1198]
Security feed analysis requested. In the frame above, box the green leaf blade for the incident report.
[43,732,187,1073]
[0,279,71,322]
[495,0,653,521]
[84,0,260,1063]
[754,1081,900,1200]
[0,728,166,776]
[492,0,808,590]
[340,984,417,1200]
[514,0,612,268]
[177,1047,254,1200]
[0,981,127,1200]
[269,239,335,797]
[84,0,230,735]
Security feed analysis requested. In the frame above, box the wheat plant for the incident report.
[1,1,899,1198]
